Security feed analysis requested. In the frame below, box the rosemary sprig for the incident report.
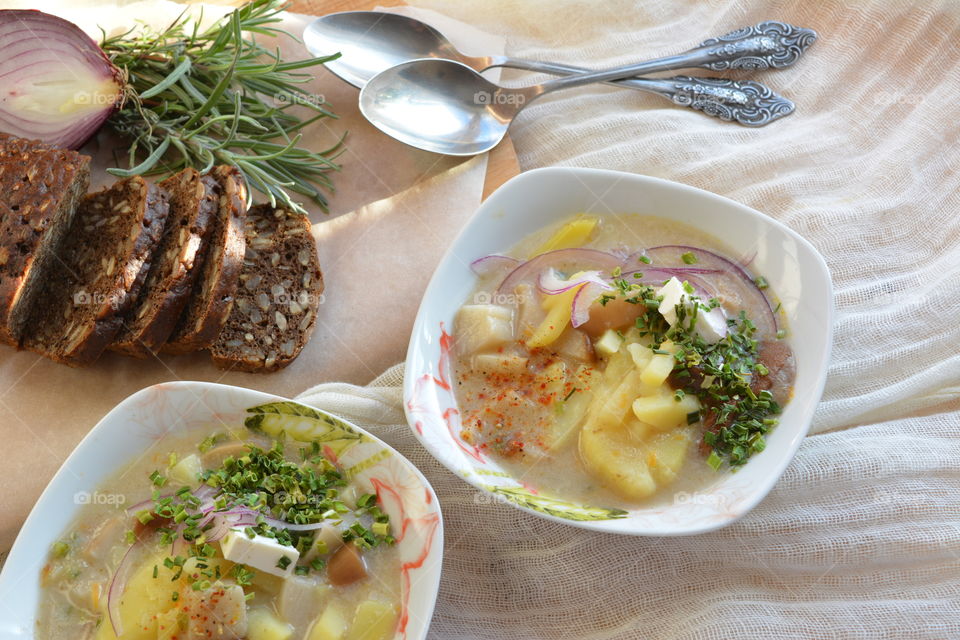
[101,0,342,213]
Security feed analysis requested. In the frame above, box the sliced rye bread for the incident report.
[211,205,324,373]
[110,169,218,357]
[0,135,91,345]
[163,166,247,354]
[22,176,170,366]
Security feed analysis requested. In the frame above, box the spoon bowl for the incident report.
[304,11,466,88]
[359,59,532,156]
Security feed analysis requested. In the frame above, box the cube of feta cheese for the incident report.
[220,530,300,578]
[656,277,726,343]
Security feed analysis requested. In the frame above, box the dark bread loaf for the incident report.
[0,134,90,345]
[211,204,323,372]
[111,169,217,357]
[163,166,247,354]
[22,176,169,366]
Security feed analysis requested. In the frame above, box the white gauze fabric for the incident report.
[298,0,960,637]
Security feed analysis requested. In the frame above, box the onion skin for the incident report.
[0,10,124,148]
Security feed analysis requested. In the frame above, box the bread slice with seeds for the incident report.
[22,176,169,366]
[0,134,90,346]
[163,166,247,354]
[110,168,218,357]
[211,204,323,372]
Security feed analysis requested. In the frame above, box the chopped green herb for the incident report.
[638,255,652,264]
[149,470,167,487]
[51,541,70,558]
[681,251,697,264]
[706,451,723,470]
[276,556,292,570]
[754,276,769,289]
[232,564,256,586]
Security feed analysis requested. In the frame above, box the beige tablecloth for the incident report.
[294,0,960,638]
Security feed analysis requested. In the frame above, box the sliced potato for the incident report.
[631,393,700,432]
[646,429,693,485]
[640,341,678,387]
[626,342,652,370]
[601,340,633,386]
[591,369,643,430]
[309,600,350,640]
[455,304,515,354]
[527,285,581,348]
[593,328,623,357]
[547,366,597,451]
[95,552,174,640]
[169,453,202,486]
[248,608,294,640]
[346,600,399,640]
[529,215,598,257]
[580,419,656,500]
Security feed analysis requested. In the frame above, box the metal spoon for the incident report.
[359,21,816,156]
[306,13,814,126]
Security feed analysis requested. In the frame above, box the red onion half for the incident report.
[0,10,124,148]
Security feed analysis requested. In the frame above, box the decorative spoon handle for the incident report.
[485,56,795,125]
[637,76,795,126]
[518,22,816,95]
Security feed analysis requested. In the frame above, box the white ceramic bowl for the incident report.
[403,167,833,536]
[0,382,443,639]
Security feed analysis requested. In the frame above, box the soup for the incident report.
[452,213,795,509]
[37,427,401,640]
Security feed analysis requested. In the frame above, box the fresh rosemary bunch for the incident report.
[102,0,342,213]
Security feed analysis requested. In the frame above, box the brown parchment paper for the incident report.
[0,1,505,550]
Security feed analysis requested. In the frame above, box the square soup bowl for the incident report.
[403,167,833,535]
[0,382,443,639]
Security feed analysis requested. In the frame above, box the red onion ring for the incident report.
[496,248,622,298]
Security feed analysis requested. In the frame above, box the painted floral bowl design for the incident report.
[0,382,443,639]
[403,167,833,536]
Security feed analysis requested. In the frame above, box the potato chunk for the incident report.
[346,600,400,640]
[529,215,598,257]
[309,600,350,640]
[248,608,294,640]
[646,430,693,485]
[455,304,514,354]
[580,419,656,500]
[640,341,678,387]
[631,393,700,431]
